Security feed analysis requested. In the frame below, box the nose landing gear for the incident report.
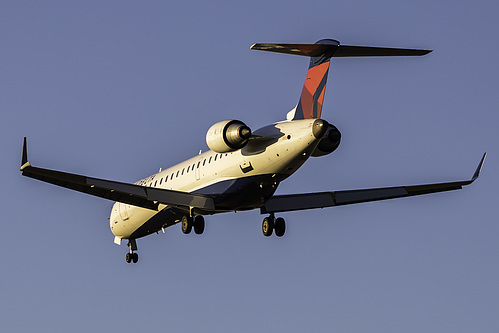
[262,214,286,237]
[125,239,138,263]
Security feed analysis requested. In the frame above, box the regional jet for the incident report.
[20,39,486,263]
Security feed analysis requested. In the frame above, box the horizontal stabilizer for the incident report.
[251,42,339,57]
[333,45,431,57]
[251,41,431,58]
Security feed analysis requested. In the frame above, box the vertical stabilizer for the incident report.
[252,39,340,120]
[294,39,339,119]
[251,39,431,121]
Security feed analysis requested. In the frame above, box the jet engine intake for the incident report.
[311,122,341,157]
[206,120,252,153]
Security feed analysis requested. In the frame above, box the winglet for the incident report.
[471,152,487,182]
[20,137,31,171]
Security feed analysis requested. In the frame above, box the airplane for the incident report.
[20,39,486,263]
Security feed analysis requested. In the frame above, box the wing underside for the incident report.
[20,138,215,212]
[262,153,486,214]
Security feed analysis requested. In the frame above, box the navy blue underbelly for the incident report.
[194,173,278,210]
[129,174,280,239]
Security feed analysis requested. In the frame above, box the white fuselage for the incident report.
[109,119,323,240]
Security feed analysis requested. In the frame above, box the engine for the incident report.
[206,120,252,153]
[311,122,341,157]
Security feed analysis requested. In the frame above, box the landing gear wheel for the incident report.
[262,216,274,237]
[274,217,286,237]
[126,239,138,264]
[181,215,193,234]
[193,215,205,235]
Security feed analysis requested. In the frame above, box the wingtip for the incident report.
[20,137,31,171]
[471,152,487,181]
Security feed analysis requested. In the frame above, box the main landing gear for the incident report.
[262,214,286,237]
[181,215,205,235]
[125,239,138,264]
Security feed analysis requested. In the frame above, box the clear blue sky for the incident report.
[1,1,497,332]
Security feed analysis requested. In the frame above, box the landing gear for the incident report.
[181,215,205,235]
[125,252,138,263]
[262,215,286,237]
[181,215,193,234]
[262,216,274,236]
[274,217,286,237]
[126,239,138,264]
[193,215,205,234]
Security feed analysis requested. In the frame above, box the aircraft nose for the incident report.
[110,203,120,234]
[312,119,328,138]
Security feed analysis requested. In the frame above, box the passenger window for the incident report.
[192,163,195,170]
[182,168,185,175]
[203,159,206,166]
[197,162,200,168]
[209,156,212,163]
[176,170,180,177]
[154,180,157,187]
[160,179,162,185]
[214,154,218,161]
[171,173,174,180]
[187,166,190,173]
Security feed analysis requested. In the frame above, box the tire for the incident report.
[126,253,132,263]
[132,253,138,263]
[193,215,205,235]
[181,215,192,234]
[274,217,286,237]
[262,217,274,237]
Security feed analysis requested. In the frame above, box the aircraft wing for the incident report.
[20,138,215,211]
[261,153,486,214]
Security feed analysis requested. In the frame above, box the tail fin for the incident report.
[251,39,431,120]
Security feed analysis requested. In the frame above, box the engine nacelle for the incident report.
[311,122,341,157]
[206,120,252,153]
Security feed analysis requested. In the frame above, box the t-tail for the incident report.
[251,39,432,120]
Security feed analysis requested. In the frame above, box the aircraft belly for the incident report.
[128,207,183,239]
[194,173,278,210]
